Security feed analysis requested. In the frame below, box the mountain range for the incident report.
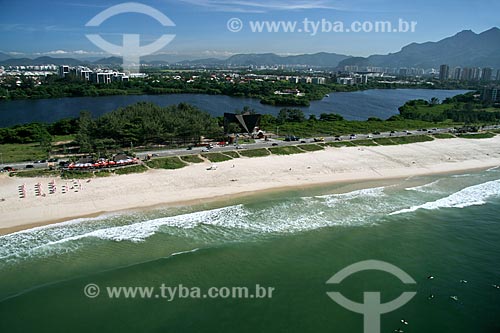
[1,27,499,69]
[337,27,500,69]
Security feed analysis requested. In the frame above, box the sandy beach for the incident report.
[1,136,500,235]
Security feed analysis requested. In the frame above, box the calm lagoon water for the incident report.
[0,89,470,127]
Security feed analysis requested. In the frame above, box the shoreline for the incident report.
[1,136,500,236]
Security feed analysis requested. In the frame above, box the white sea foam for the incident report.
[405,180,442,193]
[486,166,500,172]
[315,186,386,200]
[0,206,248,261]
[45,205,250,244]
[390,179,500,215]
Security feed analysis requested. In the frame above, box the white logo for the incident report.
[326,260,417,333]
[85,2,176,73]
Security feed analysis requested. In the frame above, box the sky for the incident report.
[0,0,499,59]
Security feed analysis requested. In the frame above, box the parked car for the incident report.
[25,165,34,169]
[335,136,342,141]
[272,143,279,146]
[2,166,15,172]
[350,134,357,140]
[202,148,210,153]
[373,132,381,135]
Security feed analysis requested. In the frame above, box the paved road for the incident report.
[2,125,499,172]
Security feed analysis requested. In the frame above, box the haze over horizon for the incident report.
[1,0,499,59]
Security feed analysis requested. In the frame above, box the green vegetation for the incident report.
[374,135,434,146]
[223,151,240,159]
[10,169,60,178]
[353,140,378,146]
[180,155,204,164]
[0,143,48,163]
[60,170,94,179]
[268,146,305,155]
[398,92,500,123]
[433,133,456,139]
[76,103,222,154]
[322,141,356,148]
[114,164,149,175]
[238,148,270,158]
[94,170,114,177]
[146,156,187,169]
[201,152,233,163]
[373,138,399,145]
[297,144,325,151]
[458,132,496,139]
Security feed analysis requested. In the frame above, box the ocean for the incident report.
[1,168,499,332]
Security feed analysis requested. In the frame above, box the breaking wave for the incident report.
[390,179,500,215]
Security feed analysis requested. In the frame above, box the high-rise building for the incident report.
[496,69,500,81]
[439,64,450,81]
[58,65,69,77]
[471,67,481,81]
[481,67,493,81]
[453,67,462,80]
[482,86,499,102]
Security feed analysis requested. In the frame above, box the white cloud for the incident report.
[176,0,343,13]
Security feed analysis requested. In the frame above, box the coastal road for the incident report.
[1,125,498,171]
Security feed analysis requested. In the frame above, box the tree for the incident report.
[76,111,95,153]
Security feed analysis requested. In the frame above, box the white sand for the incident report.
[1,136,500,234]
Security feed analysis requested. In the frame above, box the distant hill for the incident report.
[93,57,123,65]
[337,27,500,69]
[225,52,350,67]
[0,56,85,66]
[0,52,11,62]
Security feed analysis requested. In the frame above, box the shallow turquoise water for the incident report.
[1,168,499,332]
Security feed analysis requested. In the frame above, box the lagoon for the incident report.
[0,89,470,127]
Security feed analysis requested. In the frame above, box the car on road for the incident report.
[201,148,210,153]
[272,143,279,146]
[284,136,300,142]
[350,134,357,140]
[300,140,307,144]
[25,165,34,169]
[335,136,342,141]
[313,137,325,142]
[367,134,373,139]
[2,166,15,172]
[373,132,381,135]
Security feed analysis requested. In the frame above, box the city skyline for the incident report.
[1,0,500,59]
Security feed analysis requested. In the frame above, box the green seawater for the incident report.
[1,168,499,332]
